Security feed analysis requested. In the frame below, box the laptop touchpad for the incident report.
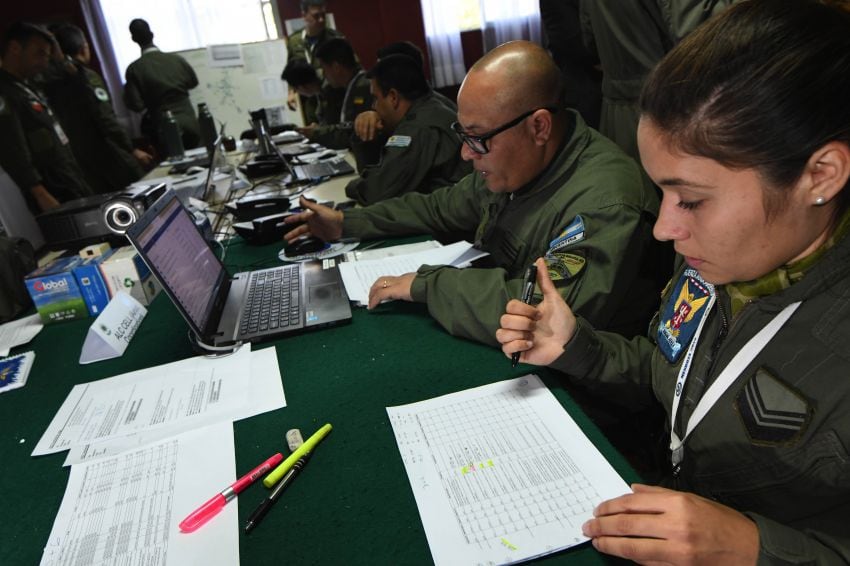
[309,282,341,302]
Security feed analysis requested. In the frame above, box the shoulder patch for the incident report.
[544,252,586,284]
[548,215,585,253]
[657,268,714,363]
[385,135,412,148]
[94,87,110,102]
[734,367,812,446]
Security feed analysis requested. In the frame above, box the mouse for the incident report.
[284,236,327,257]
[185,166,206,175]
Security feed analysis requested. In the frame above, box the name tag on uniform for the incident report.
[385,135,412,148]
[53,121,70,145]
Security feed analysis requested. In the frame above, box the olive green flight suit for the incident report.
[43,61,144,194]
[554,229,850,563]
[344,91,469,205]
[308,70,372,150]
[0,69,93,212]
[580,0,735,162]
[124,47,200,151]
[286,27,344,125]
[342,111,660,346]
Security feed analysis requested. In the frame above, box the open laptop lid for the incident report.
[200,125,230,202]
[126,189,229,340]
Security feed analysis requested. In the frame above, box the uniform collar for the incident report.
[725,207,850,314]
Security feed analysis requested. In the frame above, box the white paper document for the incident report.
[33,346,255,457]
[387,374,630,566]
[40,422,238,566]
[63,346,286,466]
[0,313,43,356]
[339,241,489,305]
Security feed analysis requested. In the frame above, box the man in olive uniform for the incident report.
[281,58,344,130]
[344,54,470,205]
[285,41,661,347]
[286,0,344,125]
[298,38,372,149]
[43,24,152,194]
[0,22,93,212]
[124,19,200,153]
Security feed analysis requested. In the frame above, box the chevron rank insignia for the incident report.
[735,367,812,446]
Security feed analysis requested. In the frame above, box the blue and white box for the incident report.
[72,250,114,316]
[25,256,88,324]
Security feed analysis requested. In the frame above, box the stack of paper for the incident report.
[35,345,287,566]
[339,240,489,305]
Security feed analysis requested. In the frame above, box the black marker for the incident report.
[244,451,312,534]
[511,264,538,368]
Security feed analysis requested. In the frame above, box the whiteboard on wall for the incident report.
[176,38,303,135]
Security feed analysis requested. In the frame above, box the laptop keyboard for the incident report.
[239,264,301,336]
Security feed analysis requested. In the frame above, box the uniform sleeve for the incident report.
[0,97,42,190]
[180,57,199,90]
[747,513,850,564]
[310,122,355,149]
[344,126,442,205]
[88,72,134,153]
[408,201,657,347]
[342,174,481,240]
[123,69,144,112]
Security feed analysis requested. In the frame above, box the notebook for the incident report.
[126,189,351,347]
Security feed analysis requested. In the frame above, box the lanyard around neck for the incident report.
[340,70,365,122]
[669,300,802,473]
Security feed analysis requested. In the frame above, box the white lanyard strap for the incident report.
[669,300,802,468]
[340,70,365,123]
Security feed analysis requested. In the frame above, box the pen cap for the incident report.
[179,494,225,533]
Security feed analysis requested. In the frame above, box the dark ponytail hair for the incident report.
[640,0,850,215]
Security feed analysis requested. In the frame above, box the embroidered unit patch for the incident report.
[544,252,586,283]
[657,268,714,363]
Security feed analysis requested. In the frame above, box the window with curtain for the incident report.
[98,0,280,78]
[420,0,541,87]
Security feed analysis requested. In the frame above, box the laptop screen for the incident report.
[132,193,225,333]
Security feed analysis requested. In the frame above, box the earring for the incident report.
[815,196,827,206]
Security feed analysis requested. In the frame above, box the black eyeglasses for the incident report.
[452,107,558,155]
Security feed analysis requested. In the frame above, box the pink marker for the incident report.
[179,452,284,533]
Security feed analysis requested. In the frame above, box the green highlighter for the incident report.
[263,423,332,488]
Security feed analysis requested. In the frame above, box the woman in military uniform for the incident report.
[497,1,850,563]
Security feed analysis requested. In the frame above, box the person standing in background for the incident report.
[580,0,735,162]
[286,0,344,125]
[44,23,152,194]
[0,22,93,212]
[124,18,200,154]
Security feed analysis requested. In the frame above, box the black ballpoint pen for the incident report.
[511,264,538,368]
[244,452,312,533]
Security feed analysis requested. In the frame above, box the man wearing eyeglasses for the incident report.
[285,41,661,346]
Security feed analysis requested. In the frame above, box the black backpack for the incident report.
[0,236,37,323]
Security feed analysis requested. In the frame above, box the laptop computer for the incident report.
[126,189,351,347]
[265,130,355,182]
